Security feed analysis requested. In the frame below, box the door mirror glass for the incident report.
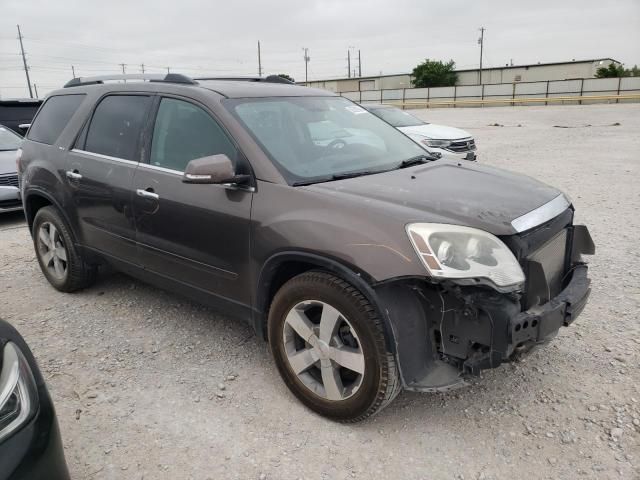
[183,154,240,184]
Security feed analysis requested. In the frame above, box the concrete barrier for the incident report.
[339,77,640,108]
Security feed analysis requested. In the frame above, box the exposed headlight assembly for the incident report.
[0,342,38,443]
[407,223,525,290]
[421,138,451,148]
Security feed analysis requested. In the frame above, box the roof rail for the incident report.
[194,75,295,85]
[63,73,198,88]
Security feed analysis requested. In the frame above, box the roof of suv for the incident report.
[197,79,335,98]
[54,74,335,99]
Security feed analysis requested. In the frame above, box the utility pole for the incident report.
[257,41,262,77]
[33,84,39,99]
[16,25,33,98]
[358,50,362,77]
[478,26,485,85]
[140,63,145,74]
[166,67,170,74]
[302,48,310,85]
[347,50,351,78]
[71,65,76,78]
[120,63,126,74]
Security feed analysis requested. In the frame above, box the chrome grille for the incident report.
[0,174,19,188]
[447,138,476,153]
[528,229,568,298]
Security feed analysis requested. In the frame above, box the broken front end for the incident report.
[377,206,595,391]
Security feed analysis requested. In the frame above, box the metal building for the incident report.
[305,58,621,93]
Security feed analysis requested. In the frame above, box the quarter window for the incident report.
[84,95,151,161]
[27,94,85,145]
[150,98,237,172]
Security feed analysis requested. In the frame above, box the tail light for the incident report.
[15,148,23,174]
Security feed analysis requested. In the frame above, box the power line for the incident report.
[17,24,33,98]
[302,47,310,85]
[478,26,485,85]
[257,41,262,77]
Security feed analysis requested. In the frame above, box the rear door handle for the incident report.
[66,170,82,180]
[136,188,159,200]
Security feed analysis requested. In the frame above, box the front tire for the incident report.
[268,271,401,422]
[32,206,96,292]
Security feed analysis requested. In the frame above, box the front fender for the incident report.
[254,250,397,354]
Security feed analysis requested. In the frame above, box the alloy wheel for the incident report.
[282,300,365,401]
[37,222,68,281]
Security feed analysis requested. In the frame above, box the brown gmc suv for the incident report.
[17,74,594,422]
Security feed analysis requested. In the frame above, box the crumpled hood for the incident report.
[308,160,565,235]
[399,123,472,140]
[0,150,17,175]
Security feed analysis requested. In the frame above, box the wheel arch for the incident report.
[24,189,57,233]
[254,251,396,353]
[24,188,83,245]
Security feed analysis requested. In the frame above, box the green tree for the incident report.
[277,73,295,83]
[411,59,458,88]
[595,63,629,78]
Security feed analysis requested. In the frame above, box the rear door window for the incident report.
[84,95,151,161]
[27,95,85,145]
[149,97,237,172]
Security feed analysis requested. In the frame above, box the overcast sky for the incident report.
[1,0,639,98]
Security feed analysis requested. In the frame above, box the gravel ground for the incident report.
[1,103,639,480]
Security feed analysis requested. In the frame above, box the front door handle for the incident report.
[136,188,160,200]
[66,170,82,180]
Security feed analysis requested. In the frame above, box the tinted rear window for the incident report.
[84,95,151,161]
[0,104,41,122]
[27,95,85,145]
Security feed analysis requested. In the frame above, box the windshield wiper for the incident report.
[398,154,435,169]
[331,170,378,180]
[292,170,382,186]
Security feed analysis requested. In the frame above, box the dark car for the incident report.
[0,318,70,480]
[0,99,43,136]
[18,73,594,422]
[0,125,23,213]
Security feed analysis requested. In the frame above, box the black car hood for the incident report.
[0,150,17,175]
[308,160,564,235]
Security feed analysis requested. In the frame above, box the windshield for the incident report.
[0,126,22,151]
[225,96,426,184]
[368,107,426,128]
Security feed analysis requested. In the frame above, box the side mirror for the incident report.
[182,154,249,185]
[18,123,31,135]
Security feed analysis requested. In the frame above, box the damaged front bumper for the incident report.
[375,224,594,393]
[461,263,590,377]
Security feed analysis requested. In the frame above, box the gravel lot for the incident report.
[1,103,639,480]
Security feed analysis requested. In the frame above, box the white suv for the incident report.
[363,104,477,161]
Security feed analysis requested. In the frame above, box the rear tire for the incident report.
[268,271,401,422]
[32,206,96,292]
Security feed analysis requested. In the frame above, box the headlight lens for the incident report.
[406,223,525,289]
[0,342,38,443]
[421,138,451,148]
